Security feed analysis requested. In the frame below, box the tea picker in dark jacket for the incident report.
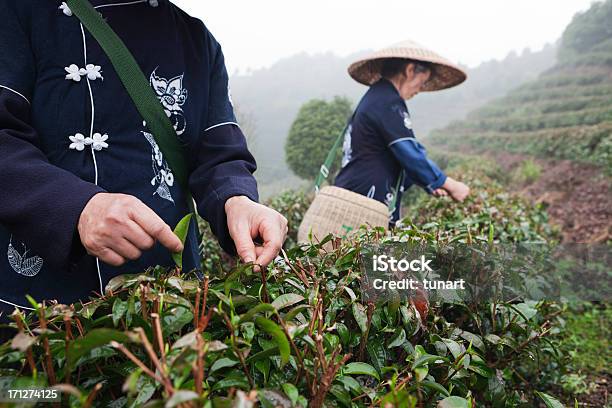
[335,41,471,224]
[0,0,287,323]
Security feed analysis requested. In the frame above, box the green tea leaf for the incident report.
[67,328,130,367]
[282,383,299,405]
[271,293,304,310]
[162,306,193,337]
[388,328,406,348]
[239,303,276,323]
[172,214,193,268]
[535,391,566,408]
[210,357,239,373]
[255,317,290,366]
[412,353,447,369]
[437,396,471,408]
[352,302,368,333]
[343,362,380,380]
[421,380,450,397]
[112,298,127,327]
[212,374,250,391]
[165,390,199,407]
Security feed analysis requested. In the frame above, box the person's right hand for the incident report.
[77,193,183,266]
[442,177,471,202]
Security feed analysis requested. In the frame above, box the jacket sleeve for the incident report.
[188,29,258,255]
[388,139,447,194]
[369,99,447,194]
[0,2,105,269]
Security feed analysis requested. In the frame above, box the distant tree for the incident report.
[559,0,612,62]
[285,97,353,180]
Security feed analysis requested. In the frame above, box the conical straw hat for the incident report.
[348,40,467,91]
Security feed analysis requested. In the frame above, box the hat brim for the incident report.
[348,56,467,92]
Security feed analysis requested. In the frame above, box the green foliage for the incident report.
[401,157,556,243]
[0,163,572,407]
[285,97,353,179]
[558,0,612,64]
[0,233,567,407]
[428,0,612,176]
[172,214,193,268]
[431,123,612,172]
[512,159,542,185]
[558,303,611,374]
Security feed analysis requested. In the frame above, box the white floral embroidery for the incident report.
[91,133,109,151]
[367,185,376,199]
[65,64,83,82]
[228,84,234,106]
[68,133,109,151]
[143,131,175,203]
[402,111,412,129]
[150,69,188,135]
[80,64,103,81]
[68,133,92,151]
[341,124,353,168]
[59,2,73,16]
[7,237,43,277]
[148,0,159,7]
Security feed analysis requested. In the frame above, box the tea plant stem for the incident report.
[74,317,85,337]
[13,312,37,376]
[222,313,254,388]
[198,277,211,332]
[39,302,57,385]
[135,327,169,389]
[110,341,168,389]
[192,333,207,396]
[310,350,351,408]
[140,284,149,320]
[151,313,167,370]
[83,383,102,408]
[64,314,73,384]
[194,288,201,329]
[358,302,375,361]
[282,249,310,287]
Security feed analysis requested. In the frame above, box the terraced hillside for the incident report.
[429,0,611,168]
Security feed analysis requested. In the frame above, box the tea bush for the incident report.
[0,230,567,408]
[0,162,572,407]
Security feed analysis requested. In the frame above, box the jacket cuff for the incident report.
[61,185,106,268]
[201,179,259,255]
[424,173,447,195]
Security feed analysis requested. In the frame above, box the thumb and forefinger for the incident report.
[230,221,258,267]
[130,202,184,253]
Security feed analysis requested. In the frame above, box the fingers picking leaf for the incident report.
[172,213,193,269]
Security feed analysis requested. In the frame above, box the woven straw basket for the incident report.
[298,186,389,243]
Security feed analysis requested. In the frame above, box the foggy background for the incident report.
[171,0,596,197]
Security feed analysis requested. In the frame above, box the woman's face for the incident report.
[399,64,431,100]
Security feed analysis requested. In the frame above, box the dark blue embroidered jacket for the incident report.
[0,0,258,318]
[334,79,447,223]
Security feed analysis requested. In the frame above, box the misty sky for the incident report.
[171,0,596,74]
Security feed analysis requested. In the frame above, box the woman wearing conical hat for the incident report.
[335,40,471,224]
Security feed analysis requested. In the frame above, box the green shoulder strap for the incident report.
[314,110,403,216]
[65,0,190,196]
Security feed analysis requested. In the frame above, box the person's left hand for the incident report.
[225,195,288,271]
[432,188,448,197]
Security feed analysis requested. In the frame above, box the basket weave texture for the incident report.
[297,186,389,243]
